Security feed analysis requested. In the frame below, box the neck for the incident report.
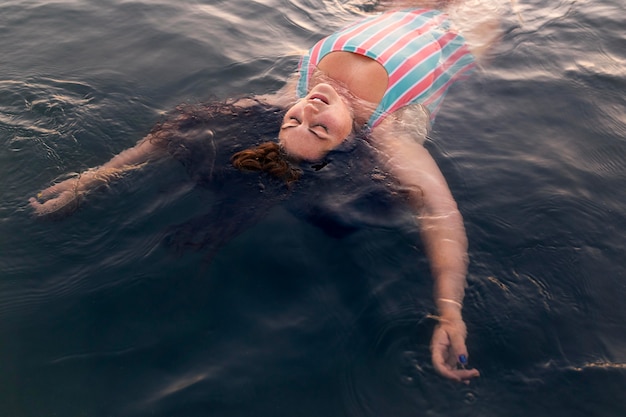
[309,70,375,128]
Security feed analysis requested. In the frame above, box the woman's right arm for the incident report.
[370,121,480,383]
[29,135,168,217]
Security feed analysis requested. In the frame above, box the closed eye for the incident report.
[314,124,329,133]
[309,127,329,141]
[280,117,300,130]
[280,117,329,140]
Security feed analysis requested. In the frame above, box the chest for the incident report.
[317,51,388,104]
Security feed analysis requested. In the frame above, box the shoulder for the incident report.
[371,103,431,144]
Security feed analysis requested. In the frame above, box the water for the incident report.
[1,0,626,416]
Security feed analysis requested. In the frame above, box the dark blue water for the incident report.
[2,0,626,416]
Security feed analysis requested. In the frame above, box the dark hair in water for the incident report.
[148,98,301,185]
[146,98,306,259]
[231,142,301,185]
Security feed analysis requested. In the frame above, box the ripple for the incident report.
[1,1,626,417]
[0,77,97,154]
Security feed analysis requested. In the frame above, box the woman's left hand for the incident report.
[430,317,480,383]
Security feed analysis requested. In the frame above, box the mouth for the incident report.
[308,93,329,105]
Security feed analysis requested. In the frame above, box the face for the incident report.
[278,83,354,161]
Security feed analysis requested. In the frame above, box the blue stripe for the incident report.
[296,9,475,125]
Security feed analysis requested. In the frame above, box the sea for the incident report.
[1,0,625,416]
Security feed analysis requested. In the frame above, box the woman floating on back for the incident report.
[31,0,506,383]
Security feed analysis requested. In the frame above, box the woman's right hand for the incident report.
[430,317,480,383]
[29,177,82,218]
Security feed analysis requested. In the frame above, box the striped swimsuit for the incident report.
[296,9,476,128]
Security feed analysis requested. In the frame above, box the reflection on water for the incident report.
[1,0,626,416]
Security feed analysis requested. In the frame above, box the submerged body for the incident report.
[30,0,506,383]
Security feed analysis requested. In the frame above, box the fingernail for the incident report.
[459,354,468,365]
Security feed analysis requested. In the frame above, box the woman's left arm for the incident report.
[371,124,480,383]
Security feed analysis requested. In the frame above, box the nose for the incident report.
[303,102,320,119]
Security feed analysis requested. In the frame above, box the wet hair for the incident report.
[231,142,302,185]
[147,72,376,188]
[146,99,298,259]
[147,98,301,186]
[142,95,418,260]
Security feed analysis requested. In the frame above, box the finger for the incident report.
[432,347,480,383]
[40,178,76,199]
[450,334,468,363]
[430,327,451,360]
[29,197,42,212]
[34,194,70,215]
[458,368,481,382]
[39,185,60,199]
[434,361,481,383]
[432,328,458,369]
[453,368,481,384]
[431,336,459,379]
[432,359,464,382]
[432,351,458,380]
[29,197,52,214]
[431,335,453,374]
[431,344,446,370]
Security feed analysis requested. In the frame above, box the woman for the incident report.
[30,0,503,383]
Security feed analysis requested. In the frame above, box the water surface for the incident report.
[1,0,625,416]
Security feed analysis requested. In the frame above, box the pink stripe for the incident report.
[308,41,322,70]
[414,31,456,87]
[384,71,435,116]
[375,10,448,64]
[391,66,471,118]
[386,30,458,103]
[430,31,458,68]
[354,12,421,58]
[423,61,475,109]
[305,38,326,88]
[384,11,448,59]
[306,10,442,88]
[329,13,396,52]
[375,14,435,64]
[305,16,382,88]
[387,40,441,87]
[422,43,475,108]
[430,42,466,82]
[304,13,397,87]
